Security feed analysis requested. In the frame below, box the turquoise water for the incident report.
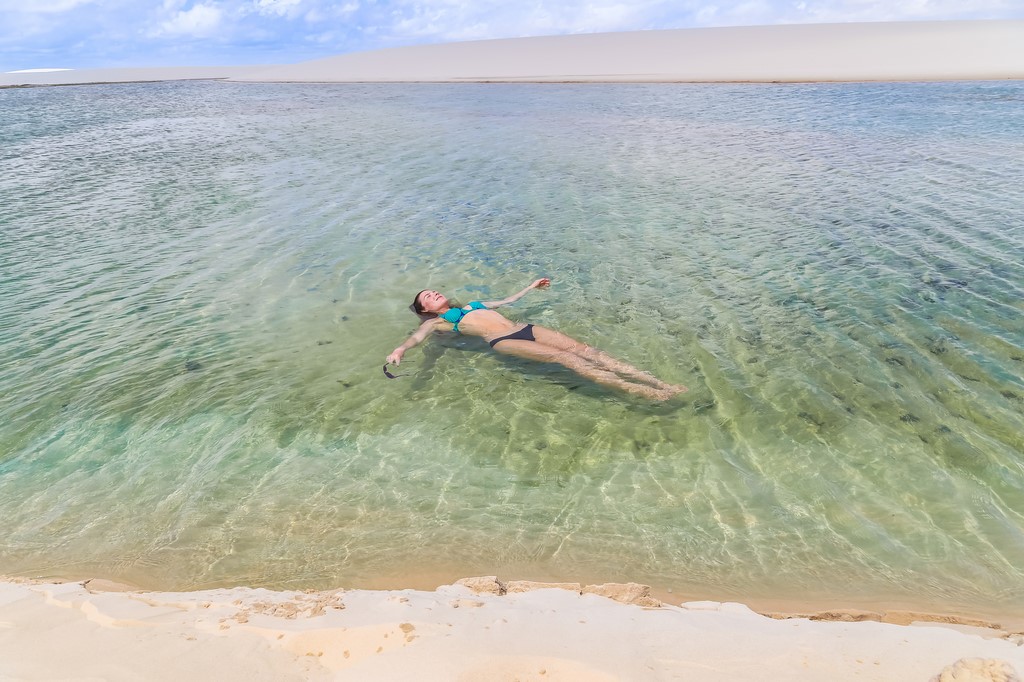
[1,81,1022,618]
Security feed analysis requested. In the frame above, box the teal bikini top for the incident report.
[440,301,487,333]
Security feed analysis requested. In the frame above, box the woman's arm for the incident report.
[387,318,443,365]
[481,278,551,309]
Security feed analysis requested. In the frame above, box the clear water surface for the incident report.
[1,81,1022,620]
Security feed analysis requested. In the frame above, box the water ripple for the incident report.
[1,81,1022,619]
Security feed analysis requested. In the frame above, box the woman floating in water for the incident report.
[386,278,686,400]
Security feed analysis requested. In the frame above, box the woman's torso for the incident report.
[438,308,522,341]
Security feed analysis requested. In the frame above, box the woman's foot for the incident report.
[653,384,688,401]
[628,383,687,401]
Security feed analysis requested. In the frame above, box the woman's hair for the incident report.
[410,290,431,315]
[410,290,459,323]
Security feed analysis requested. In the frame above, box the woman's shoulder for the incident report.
[420,316,448,329]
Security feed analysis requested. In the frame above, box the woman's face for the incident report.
[416,290,448,313]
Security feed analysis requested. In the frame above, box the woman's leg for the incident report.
[491,339,675,400]
[529,325,686,393]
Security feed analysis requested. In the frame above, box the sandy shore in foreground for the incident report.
[2,576,1022,681]
[3,21,1022,87]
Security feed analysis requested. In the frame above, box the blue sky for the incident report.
[2,0,1022,71]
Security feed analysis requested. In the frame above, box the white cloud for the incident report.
[304,2,358,22]
[695,4,719,22]
[254,0,302,17]
[740,0,1023,25]
[378,0,676,43]
[157,2,223,36]
[584,3,640,30]
[0,0,94,11]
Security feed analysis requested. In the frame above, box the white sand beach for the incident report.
[0,65,260,87]
[2,576,1022,681]
[3,21,1023,87]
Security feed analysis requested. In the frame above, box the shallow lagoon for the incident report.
[1,81,1022,619]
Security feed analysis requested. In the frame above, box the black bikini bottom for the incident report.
[489,324,536,348]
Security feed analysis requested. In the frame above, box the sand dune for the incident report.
[4,21,1022,87]
[233,21,1024,83]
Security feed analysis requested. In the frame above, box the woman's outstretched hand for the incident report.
[531,277,551,289]
[386,349,404,365]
